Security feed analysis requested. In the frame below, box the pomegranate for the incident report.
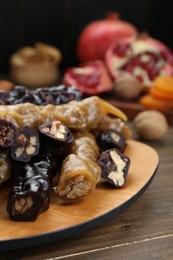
[77,13,138,62]
[63,60,113,95]
[105,35,173,86]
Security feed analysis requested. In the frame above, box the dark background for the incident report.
[0,0,172,73]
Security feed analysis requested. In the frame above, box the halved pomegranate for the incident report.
[63,60,113,95]
[105,35,173,86]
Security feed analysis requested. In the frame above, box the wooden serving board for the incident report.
[0,140,159,252]
[104,96,173,125]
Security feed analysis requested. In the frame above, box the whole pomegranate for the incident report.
[63,60,113,95]
[77,13,138,62]
[105,35,173,86]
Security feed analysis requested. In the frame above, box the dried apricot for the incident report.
[139,94,173,110]
[154,76,173,95]
[150,86,173,101]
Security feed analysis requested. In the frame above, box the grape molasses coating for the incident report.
[39,120,74,155]
[7,152,58,221]
[98,148,130,188]
[97,130,126,152]
[11,126,40,162]
[0,85,82,106]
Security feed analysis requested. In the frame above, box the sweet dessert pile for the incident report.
[0,86,131,221]
[1,14,171,223]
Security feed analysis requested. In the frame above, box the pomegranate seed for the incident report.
[69,67,101,88]
[113,42,132,58]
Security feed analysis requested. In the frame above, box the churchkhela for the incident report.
[54,132,101,203]
[0,119,16,185]
[39,120,74,155]
[0,95,131,221]
[0,96,127,130]
[7,152,58,221]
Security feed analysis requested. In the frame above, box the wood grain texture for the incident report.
[0,140,158,251]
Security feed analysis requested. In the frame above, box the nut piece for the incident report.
[14,197,33,214]
[134,110,169,140]
[11,126,39,162]
[39,120,74,155]
[98,148,130,188]
[0,119,17,148]
[0,156,11,185]
[113,74,144,100]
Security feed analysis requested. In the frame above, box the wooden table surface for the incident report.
[1,125,173,260]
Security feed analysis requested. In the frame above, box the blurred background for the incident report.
[0,0,172,73]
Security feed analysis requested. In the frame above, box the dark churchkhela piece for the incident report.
[0,85,82,106]
[98,148,130,188]
[7,152,58,221]
[97,130,126,152]
[32,85,82,105]
[39,120,74,155]
[0,119,17,148]
[7,86,34,105]
[11,126,40,162]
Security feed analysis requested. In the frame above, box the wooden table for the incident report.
[1,125,173,260]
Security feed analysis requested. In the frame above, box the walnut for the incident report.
[134,110,169,140]
[113,74,145,100]
[14,197,33,214]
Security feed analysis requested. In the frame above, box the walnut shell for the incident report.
[134,110,169,140]
[113,74,145,100]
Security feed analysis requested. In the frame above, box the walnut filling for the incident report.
[15,147,25,158]
[13,196,33,214]
[26,145,36,155]
[110,132,120,142]
[0,127,12,145]
[58,176,93,199]
[108,151,126,186]
[15,135,37,158]
[52,124,66,140]
[41,121,66,140]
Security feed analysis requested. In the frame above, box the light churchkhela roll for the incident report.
[54,132,101,203]
[0,96,127,131]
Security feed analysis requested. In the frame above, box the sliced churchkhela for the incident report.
[0,96,127,130]
[0,119,17,148]
[11,126,40,162]
[54,132,101,203]
[7,152,58,221]
[97,129,127,152]
[39,120,74,155]
[0,96,131,221]
[98,148,130,188]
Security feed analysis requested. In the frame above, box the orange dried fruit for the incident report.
[150,86,173,101]
[154,76,173,95]
[139,94,173,110]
